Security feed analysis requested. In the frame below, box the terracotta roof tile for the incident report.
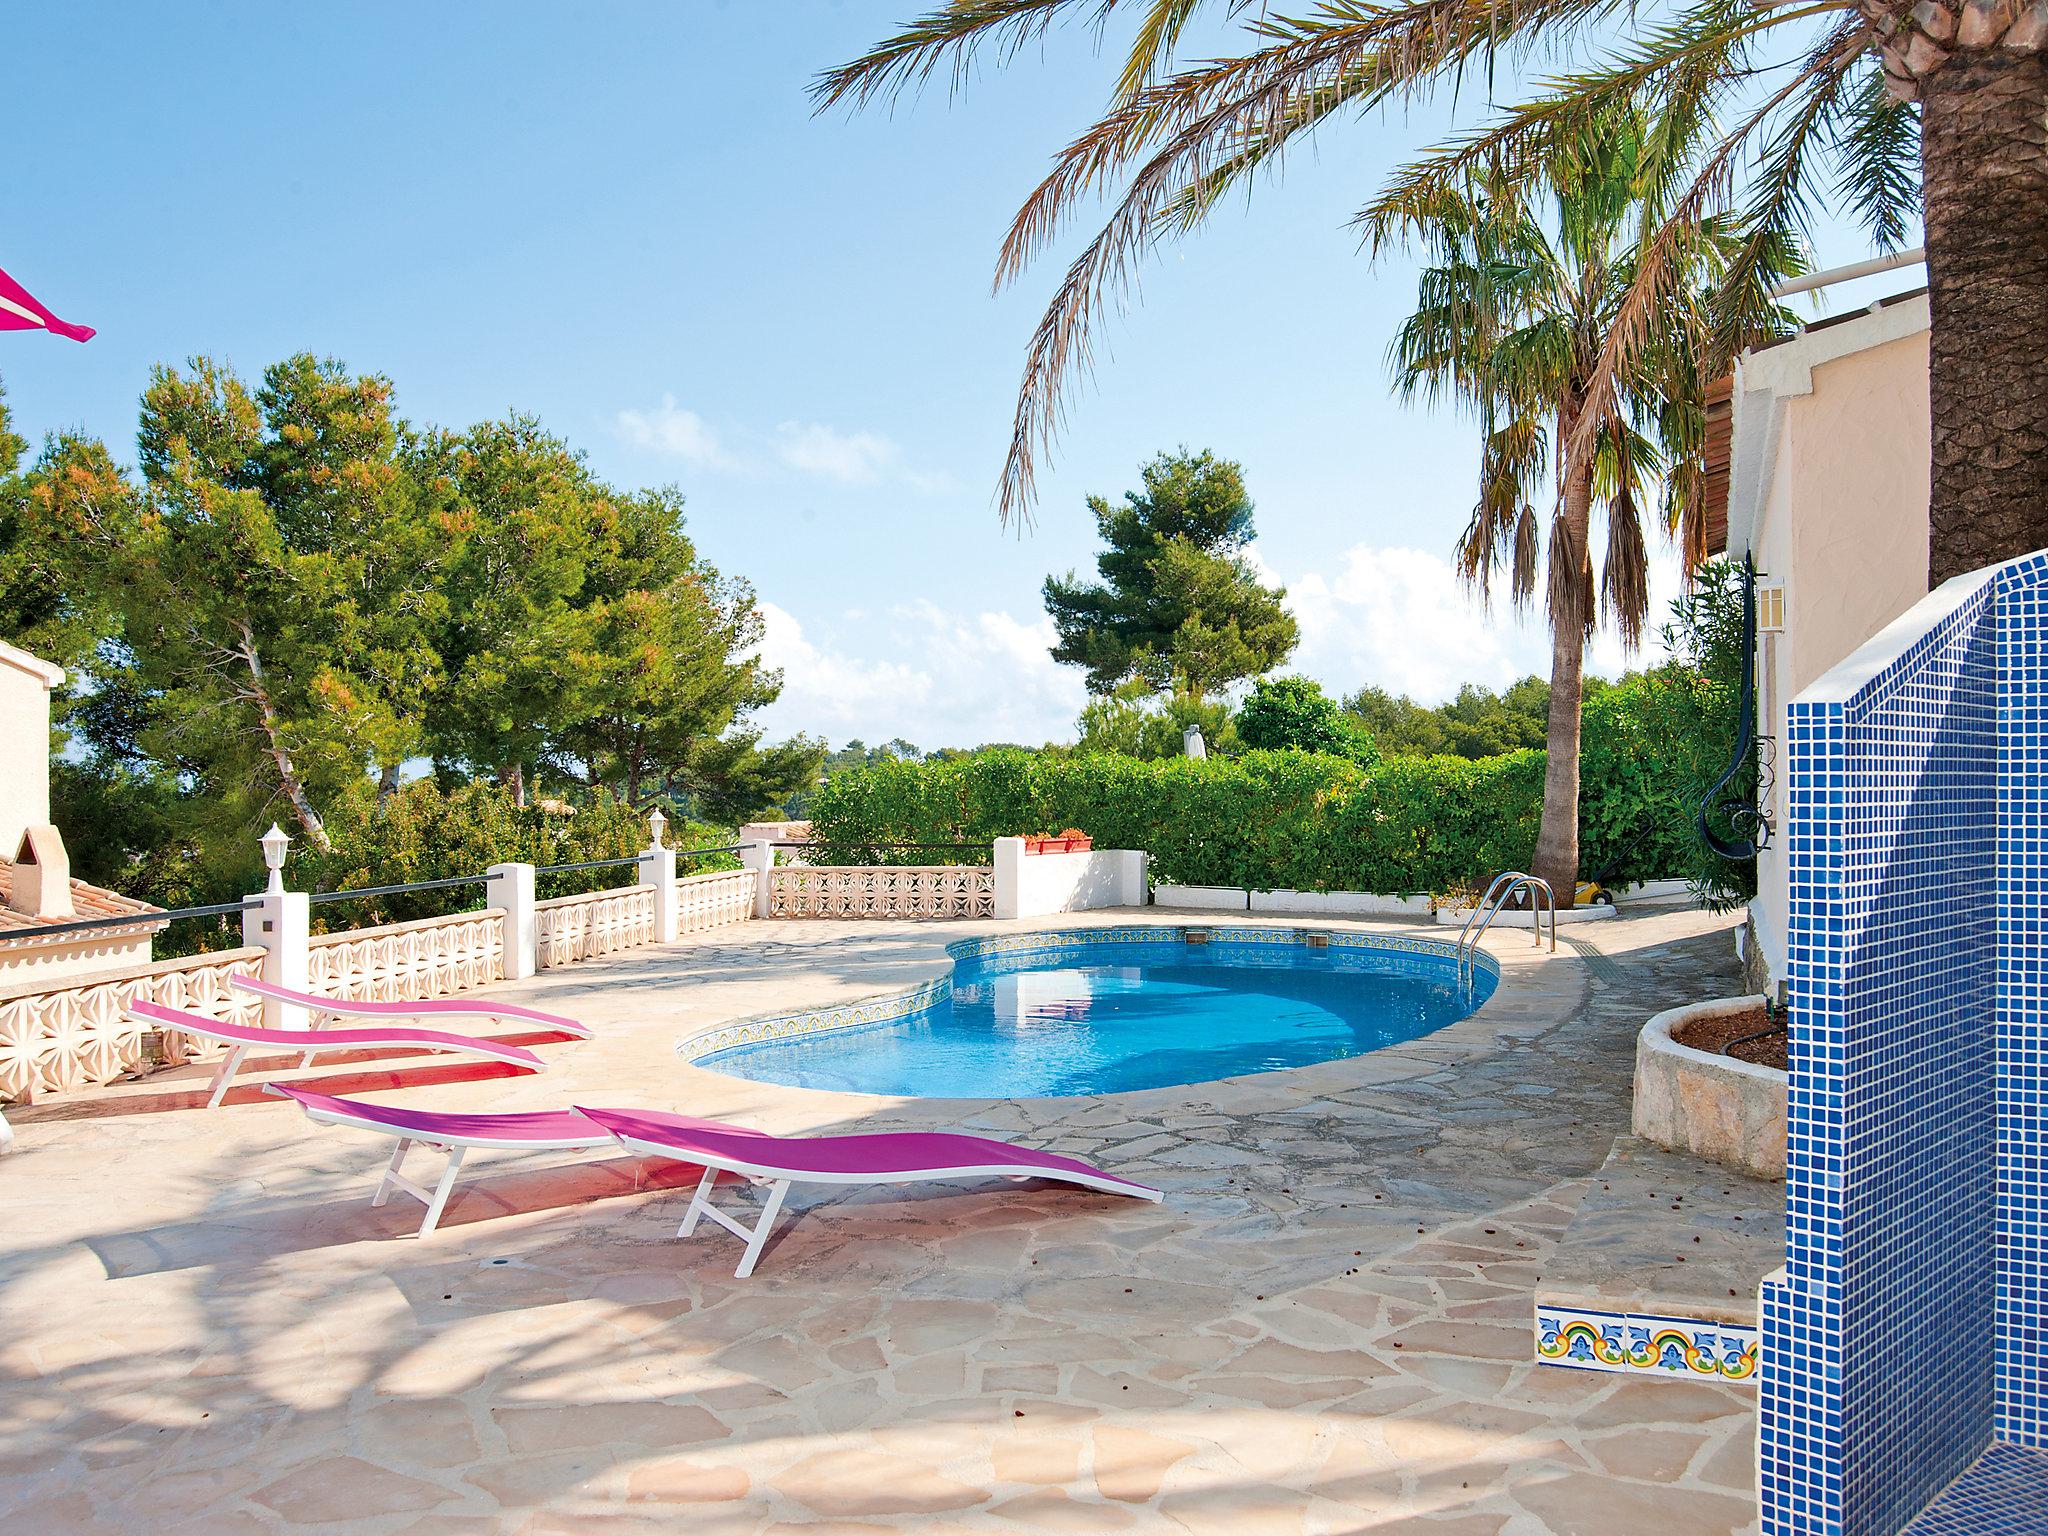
[0,860,164,938]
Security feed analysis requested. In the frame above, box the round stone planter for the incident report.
[1632,996,1786,1180]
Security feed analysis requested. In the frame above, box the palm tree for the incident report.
[817,0,2045,585]
[1377,113,1770,894]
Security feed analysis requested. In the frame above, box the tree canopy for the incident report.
[0,356,823,905]
[1345,677,1558,760]
[1042,449,1297,701]
[1235,676,1375,764]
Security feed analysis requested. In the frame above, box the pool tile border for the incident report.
[677,924,1498,1066]
[1535,1301,1760,1384]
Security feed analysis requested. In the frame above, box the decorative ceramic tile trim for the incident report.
[945,924,1494,978]
[678,923,1497,1069]
[1535,1302,1759,1384]
[681,975,952,1062]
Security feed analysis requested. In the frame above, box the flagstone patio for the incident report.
[1,905,1762,1534]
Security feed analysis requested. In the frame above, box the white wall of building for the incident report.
[994,841,1149,920]
[0,642,62,859]
[1729,294,1931,988]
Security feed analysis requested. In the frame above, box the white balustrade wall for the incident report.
[0,947,265,1103]
[765,864,997,920]
[534,883,656,968]
[0,855,761,1105]
[675,868,757,934]
[307,908,506,1000]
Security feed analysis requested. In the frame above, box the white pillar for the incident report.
[488,862,538,980]
[993,836,1026,921]
[641,842,678,943]
[740,838,775,919]
[243,888,310,1030]
[1122,850,1152,907]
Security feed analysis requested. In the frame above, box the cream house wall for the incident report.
[0,642,62,859]
[1730,298,1930,992]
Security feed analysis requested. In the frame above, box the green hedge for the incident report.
[811,667,1735,895]
[810,747,1553,893]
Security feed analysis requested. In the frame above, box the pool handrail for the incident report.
[1456,872,1556,986]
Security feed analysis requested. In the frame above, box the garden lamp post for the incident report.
[260,824,291,894]
[648,808,668,849]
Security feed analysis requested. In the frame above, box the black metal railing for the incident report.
[0,843,755,948]
[789,840,996,867]
[0,898,258,944]
[532,856,639,876]
[305,873,488,905]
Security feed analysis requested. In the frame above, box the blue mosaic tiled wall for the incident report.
[1996,555,2048,1448]
[1761,561,2006,1536]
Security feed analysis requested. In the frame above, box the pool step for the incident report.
[1533,1135,1781,1384]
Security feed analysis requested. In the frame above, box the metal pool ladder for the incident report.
[1456,871,1557,987]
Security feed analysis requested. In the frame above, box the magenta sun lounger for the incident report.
[130,1000,547,1109]
[268,1086,616,1236]
[577,1105,1163,1278]
[231,976,589,1043]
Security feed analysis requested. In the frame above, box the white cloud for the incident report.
[752,600,1086,748]
[743,542,1679,750]
[613,394,732,469]
[1277,542,1674,704]
[613,398,953,493]
[773,422,897,484]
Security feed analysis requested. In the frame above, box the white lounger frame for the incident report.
[230,977,588,1053]
[193,1032,538,1109]
[615,1136,1162,1279]
[278,1096,613,1237]
[675,1167,796,1279]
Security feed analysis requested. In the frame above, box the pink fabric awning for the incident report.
[0,264,92,342]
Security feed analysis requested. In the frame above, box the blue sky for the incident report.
[5,4,1908,748]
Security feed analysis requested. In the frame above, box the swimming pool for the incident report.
[693,930,1497,1098]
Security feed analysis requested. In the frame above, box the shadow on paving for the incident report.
[0,916,1757,1534]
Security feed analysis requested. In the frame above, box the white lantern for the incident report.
[647,807,669,849]
[260,823,291,893]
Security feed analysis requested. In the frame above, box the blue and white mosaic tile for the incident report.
[1761,551,2048,1536]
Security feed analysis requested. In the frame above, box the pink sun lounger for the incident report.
[130,1000,547,1110]
[231,976,589,1040]
[268,1086,616,1235]
[577,1105,1163,1278]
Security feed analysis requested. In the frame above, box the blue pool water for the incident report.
[698,937,1495,1097]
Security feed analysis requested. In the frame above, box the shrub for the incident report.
[309,782,736,925]
[809,717,1721,895]
[1236,677,1379,765]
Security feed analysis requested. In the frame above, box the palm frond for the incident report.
[1547,488,1595,636]
[1599,425,1651,646]
[811,0,1125,113]
[1114,0,1215,104]
[981,0,1721,519]
[1833,56,1921,253]
[1568,15,1868,477]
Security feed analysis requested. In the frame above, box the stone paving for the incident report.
[1,905,1759,1534]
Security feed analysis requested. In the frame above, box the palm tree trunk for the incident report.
[1921,51,2048,583]
[1531,468,1593,902]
